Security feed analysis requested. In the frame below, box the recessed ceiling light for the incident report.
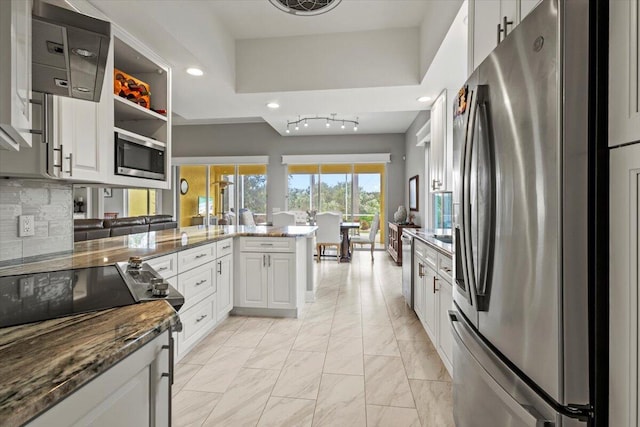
[267,102,280,109]
[186,67,204,76]
[417,96,431,103]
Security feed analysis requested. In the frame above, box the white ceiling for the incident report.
[86,0,466,136]
[207,1,432,40]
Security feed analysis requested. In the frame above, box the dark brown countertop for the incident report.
[0,224,316,425]
[0,225,317,277]
[0,301,179,427]
[402,228,454,257]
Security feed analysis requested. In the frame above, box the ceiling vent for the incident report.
[268,0,342,16]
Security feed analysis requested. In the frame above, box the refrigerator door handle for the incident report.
[455,88,475,305]
[449,311,553,427]
[460,88,479,302]
[471,86,495,311]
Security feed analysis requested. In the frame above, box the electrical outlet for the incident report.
[19,215,35,237]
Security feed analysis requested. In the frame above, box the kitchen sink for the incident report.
[434,235,453,244]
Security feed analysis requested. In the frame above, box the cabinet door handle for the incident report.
[195,279,207,286]
[222,244,231,250]
[263,254,266,267]
[66,152,73,176]
[157,266,168,272]
[268,254,271,267]
[497,22,503,44]
[53,144,63,170]
[195,253,207,259]
[503,16,514,38]
[260,243,274,246]
[161,335,174,384]
[196,314,208,322]
[217,260,222,275]
[433,276,439,293]
[418,263,424,278]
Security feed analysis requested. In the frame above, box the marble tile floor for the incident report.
[172,251,454,427]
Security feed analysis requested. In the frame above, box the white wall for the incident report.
[103,188,126,217]
[237,28,420,93]
[405,111,429,227]
[172,122,406,244]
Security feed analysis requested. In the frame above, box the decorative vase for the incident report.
[394,205,407,223]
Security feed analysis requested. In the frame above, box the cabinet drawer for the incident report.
[146,253,178,279]
[414,240,428,259]
[178,294,216,355]
[240,237,294,252]
[179,243,216,273]
[178,262,215,311]
[424,245,438,269]
[216,238,233,258]
[438,254,453,284]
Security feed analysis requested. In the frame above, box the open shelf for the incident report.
[114,95,168,122]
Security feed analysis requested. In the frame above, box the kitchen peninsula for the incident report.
[0,225,316,426]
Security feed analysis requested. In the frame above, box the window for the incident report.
[287,165,319,212]
[238,164,267,224]
[178,163,267,227]
[287,163,385,244]
[127,189,157,216]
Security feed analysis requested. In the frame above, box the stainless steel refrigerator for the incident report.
[450,0,603,425]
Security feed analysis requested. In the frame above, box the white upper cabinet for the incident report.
[0,0,33,151]
[609,0,640,147]
[54,39,114,182]
[430,91,448,192]
[469,0,541,74]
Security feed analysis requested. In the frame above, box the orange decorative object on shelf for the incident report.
[114,68,151,109]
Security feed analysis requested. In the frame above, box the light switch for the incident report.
[19,215,35,237]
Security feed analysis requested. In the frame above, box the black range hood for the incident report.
[32,0,111,102]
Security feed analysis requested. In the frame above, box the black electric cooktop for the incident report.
[0,266,136,328]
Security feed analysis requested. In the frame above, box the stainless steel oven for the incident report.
[115,129,165,180]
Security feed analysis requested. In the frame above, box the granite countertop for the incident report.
[403,228,454,257]
[0,300,179,427]
[0,225,317,277]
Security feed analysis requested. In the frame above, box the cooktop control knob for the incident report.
[128,256,143,269]
[151,280,170,297]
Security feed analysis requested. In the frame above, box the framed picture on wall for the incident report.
[409,175,419,211]
[103,188,112,198]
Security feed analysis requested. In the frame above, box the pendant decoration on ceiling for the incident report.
[268,0,342,16]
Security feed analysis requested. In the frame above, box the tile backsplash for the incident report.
[0,179,73,262]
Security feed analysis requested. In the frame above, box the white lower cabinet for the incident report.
[163,238,233,361]
[413,240,454,376]
[267,253,296,309]
[423,265,439,341]
[235,237,305,314]
[28,331,172,427]
[237,251,296,309]
[437,279,454,369]
[177,294,216,356]
[216,253,233,321]
[238,252,269,308]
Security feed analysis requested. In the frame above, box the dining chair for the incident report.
[239,208,256,226]
[315,212,342,263]
[350,213,379,262]
[273,211,296,227]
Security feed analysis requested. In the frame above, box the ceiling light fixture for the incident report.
[417,96,431,103]
[267,102,280,109]
[186,67,204,76]
[268,0,342,16]
[285,113,359,134]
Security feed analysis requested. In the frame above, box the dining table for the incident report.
[339,222,360,262]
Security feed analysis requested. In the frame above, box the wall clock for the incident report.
[180,178,189,195]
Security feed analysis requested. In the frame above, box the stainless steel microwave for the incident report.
[115,130,165,181]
